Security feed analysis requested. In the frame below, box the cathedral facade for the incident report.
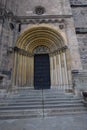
[0,0,87,94]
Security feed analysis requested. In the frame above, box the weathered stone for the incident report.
[0,0,87,94]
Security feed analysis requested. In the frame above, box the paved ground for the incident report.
[0,114,87,130]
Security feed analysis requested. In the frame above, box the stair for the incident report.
[0,88,87,119]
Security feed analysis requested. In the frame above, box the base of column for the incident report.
[11,86,34,92]
[65,88,74,93]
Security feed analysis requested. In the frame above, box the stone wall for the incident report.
[0,0,18,15]
[77,34,87,70]
[0,20,3,66]
[6,0,18,15]
[71,8,87,28]
[0,0,86,91]
[70,0,87,5]
[70,0,87,93]
[72,71,87,95]
[70,0,87,70]
[16,0,72,16]
[0,19,16,88]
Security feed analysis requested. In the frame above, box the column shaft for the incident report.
[18,54,22,86]
[56,54,60,87]
[12,52,17,86]
[27,57,30,86]
[53,56,55,86]
[16,53,20,86]
[65,50,72,89]
[31,56,34,87]
[50,56,53,87]
[63,52,68,89]
[58,53,62,88]
[54,55,57,85]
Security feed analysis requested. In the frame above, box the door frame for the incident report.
[34,54,51,89]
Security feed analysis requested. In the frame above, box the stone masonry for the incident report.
[0,0,87,94]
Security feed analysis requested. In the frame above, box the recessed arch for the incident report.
[13,24,72,90]
[16,24,67,54]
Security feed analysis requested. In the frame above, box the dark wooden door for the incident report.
[34,54,50,89]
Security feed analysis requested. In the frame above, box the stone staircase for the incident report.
[0,88,87,119]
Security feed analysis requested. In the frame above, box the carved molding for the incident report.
[33,45,49,54]
[13,16,66,24]
[34,6,46,15]
[14,45,68,57]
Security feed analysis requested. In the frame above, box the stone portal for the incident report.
[12,25,72,90]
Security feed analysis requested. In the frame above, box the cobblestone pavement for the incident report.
[0,114,87,130]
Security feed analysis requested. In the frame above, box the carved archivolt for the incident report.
[16,24,67,55]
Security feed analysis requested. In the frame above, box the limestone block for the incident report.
[65,18,82,70]
[72,71,87,95]
[77,34,87,70]
[72,8,87,28]
[16,0,72,16]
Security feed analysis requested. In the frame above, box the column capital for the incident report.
[61,46,68,52]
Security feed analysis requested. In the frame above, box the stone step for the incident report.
[43,100,83,104]
[0,94,81,100]
[0,100,83,106]
[0,103,84,110]
[0,96,82,104]
[44,107,87,114]
[0,90,73,98]
[0,98,82,105]
[0,107,87,119]
[7,91,66,96]
[44,103,84,108]
[0,88,86,119]
[0,109,42,119]
[44,108,87,117]
[0,104,44,110]
[10,90,69,93]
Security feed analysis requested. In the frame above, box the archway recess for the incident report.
[13,24,72,90]
[16,24,67,54]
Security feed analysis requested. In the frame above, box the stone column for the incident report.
[23,55,26,86]
[53,56,56,86]
[54,54,57,86]
[30,57,32,87]
[25,56,27,86]
[56,54,58,86]
[29,56,34,88]
[57,53,60,87]
[22,55,25,86]
[31,56,34,87]
[21,54,23,86]
[28,57,31,87]
[16,52,20,86]
[12,51,17,87]
[63,51,69,90]
[50,56,53,87]
[27,57,30,86]
[61,50,65,89]
[51,56,54,88]
[65,49,72,89]
[26,56,28,86]
[18,54,22,86]
[58,51,63,89]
